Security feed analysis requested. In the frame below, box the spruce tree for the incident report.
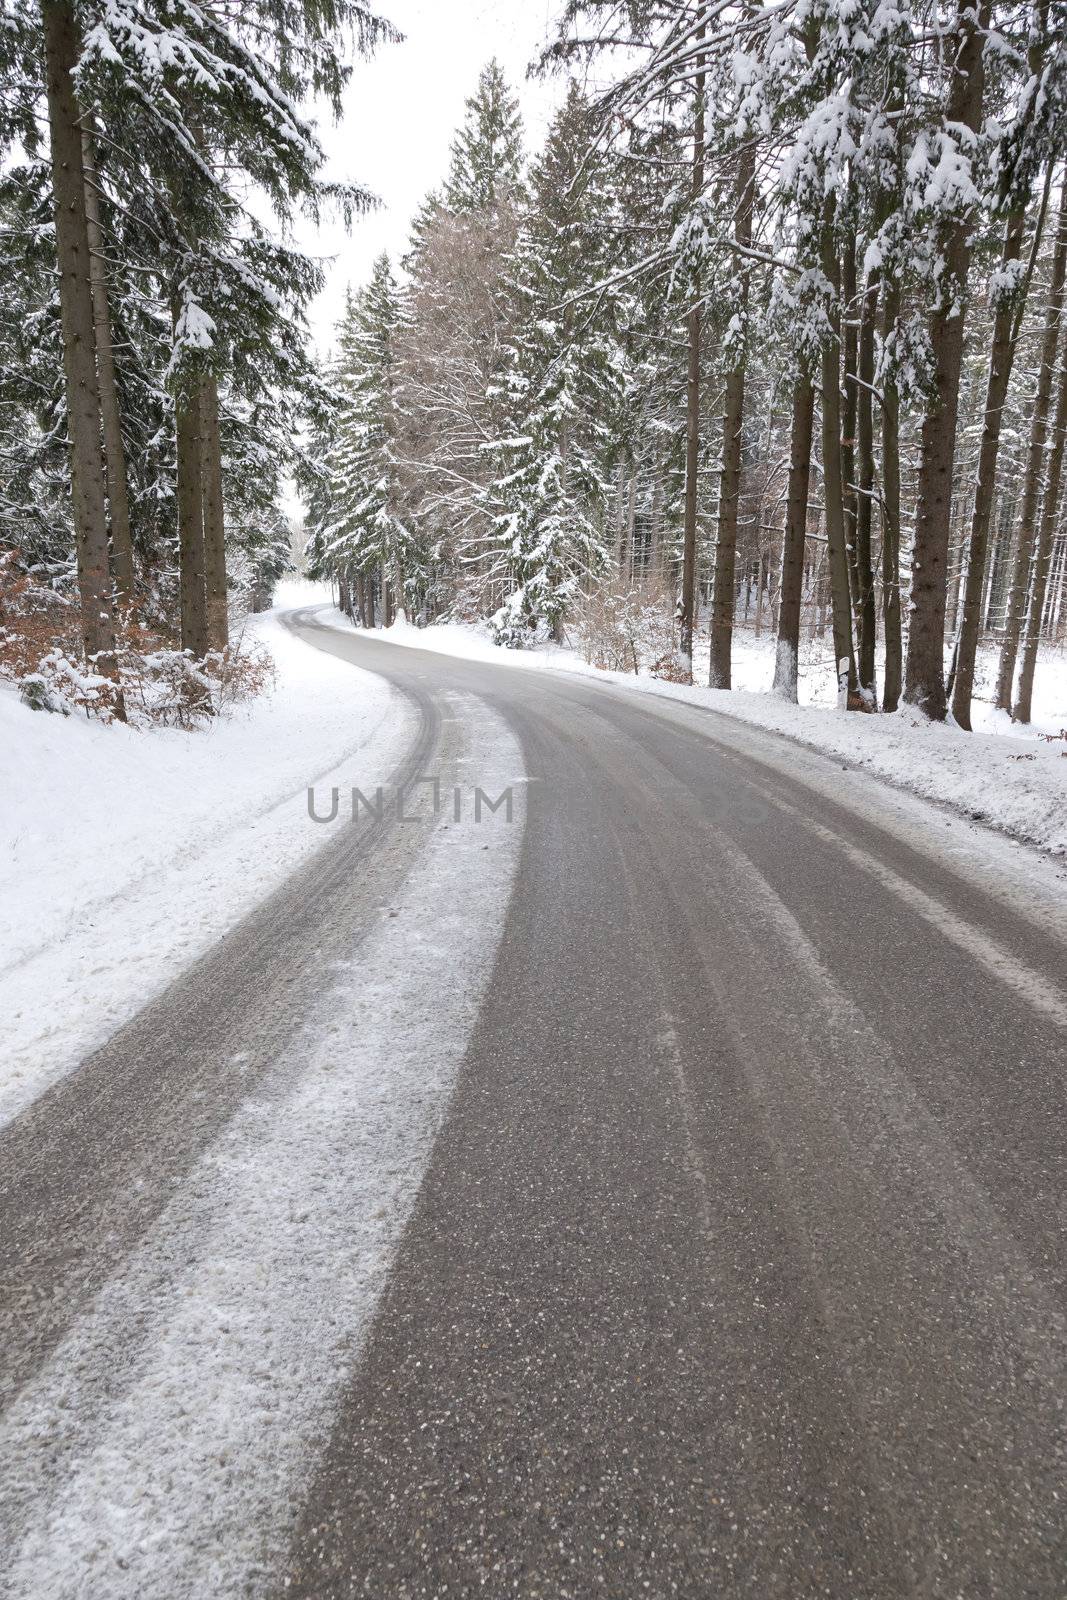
[1,0,397,683]
[41,0,123,707]
[486,86,622,643]
[444,59,524,216]
[399,65,526,614]
[307,258,419,620]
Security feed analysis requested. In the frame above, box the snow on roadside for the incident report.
[0,695,524,1600]
[619,673,1067,860]
[0,580,412,1129]
[321,608,1067,858]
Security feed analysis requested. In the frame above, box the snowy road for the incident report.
[3,603,1067,1598]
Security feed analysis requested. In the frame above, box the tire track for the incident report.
[0,650,440,1408]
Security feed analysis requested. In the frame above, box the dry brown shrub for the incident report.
[648,651,693,683]
[1,549,274,726]
[569,571,679,676]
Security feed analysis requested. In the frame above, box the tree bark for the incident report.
[41,0,123,710]
[904,0,991,718]
[881,273,903,712]
[1014,341,1067,721]
[819,195,857,703]
[199,372,229,652]
[709,138,755,689]
[1045,534,1066,634]
[175,380,208,656]
[841,230,860,627]
[995,176,1067,709]
[81,124,135,607]
[949,204,1031,728]
[614,461,628,571]
[854,252,879,703]
[678,26,706,673]
[772,373,814,700]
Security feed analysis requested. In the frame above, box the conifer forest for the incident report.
[1,7,1067,1599]
[2,1,1066,726]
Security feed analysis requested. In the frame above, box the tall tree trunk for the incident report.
[678,29,706,674]
[41,0,123,712]
[854,252,879,703]
[949,203,1032,728]
[841,230,860,625]
[772,373,814,700]
[199,373,228,652]
[175,379,208,656]
[626,469,638,582]
[1014,341,1067,721]
[709,138,755,689]
[903,0,991,718]
[650,464,665,580]
[814,550,828,640]
[881,274,903,712]
[1045,534,1066,634]
[947,501,966,634]
[819,196,857,704]
[614,461,628,572]
[995,176,1067,709]
[81,124,135,607]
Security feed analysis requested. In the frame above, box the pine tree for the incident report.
[400,66,526,613]
[444,59,524,216]
[995,181,1067,709]
[484,86,622,643]
[41,0,124,709]
[307,259,419,621]
[903,0,992,718]
[1,0,397,695]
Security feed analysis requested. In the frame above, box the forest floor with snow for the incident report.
[320,595,1067,859]
[0,585,414,1128]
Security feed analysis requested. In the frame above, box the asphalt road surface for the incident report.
[3,605,1065,1599]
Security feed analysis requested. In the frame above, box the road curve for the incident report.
[278,609,1067,1600]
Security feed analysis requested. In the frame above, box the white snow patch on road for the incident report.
[0,582,411,1128]
[0,693,524,1600]
[320,606,1067,857]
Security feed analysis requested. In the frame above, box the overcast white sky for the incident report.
[297,0,567,351]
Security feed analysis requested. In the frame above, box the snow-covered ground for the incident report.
[0,695,524,1600]
[322,606,1067,857]
[0,581,413,1128]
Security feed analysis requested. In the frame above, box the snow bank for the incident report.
[0,582,412,1127]
[325,608,1067,857]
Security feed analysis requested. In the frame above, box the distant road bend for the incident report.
[2,601,1065,1600]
